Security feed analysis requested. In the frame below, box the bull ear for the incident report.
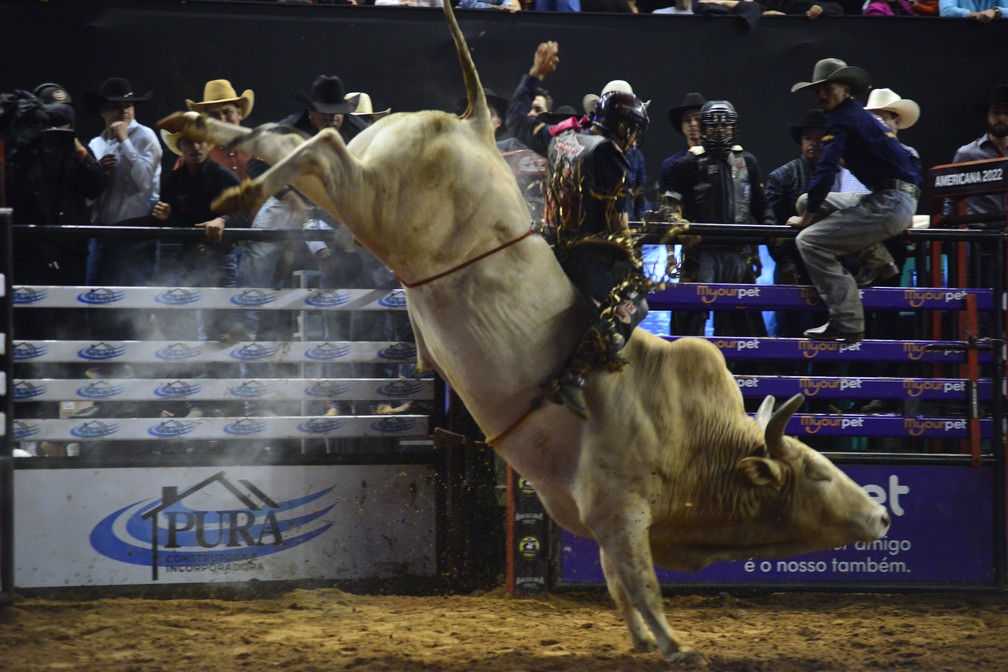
[740,456,782,487]
[755,396,776,430]
[765,394,804,460]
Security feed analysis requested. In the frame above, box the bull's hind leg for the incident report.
[593,507,709,667]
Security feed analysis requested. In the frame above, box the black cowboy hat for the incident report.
[666,92,706,133]
[537,105,580,125]
[976,83,1008,110]
[292,75,359,115]
[791,58,871,98]
[789,109,826,143]
[81,77,153,115]
[454,88,509,119]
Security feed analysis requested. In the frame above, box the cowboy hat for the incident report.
[865,88,919,129]
[81,77,153,115]
[582,79,651,117]
[667,91,707,133]
[537,105,581,125]
[791,58,871,97]
[159,127,203,156]
[454,88,509,119]
[348,92,391,121]
[186,79,254,118]
[788,108,826,143]
[976,83,1008,110]
[292,76,359,115]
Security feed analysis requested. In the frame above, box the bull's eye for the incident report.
[804,459,832,482]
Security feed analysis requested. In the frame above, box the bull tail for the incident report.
[443,1,493,142]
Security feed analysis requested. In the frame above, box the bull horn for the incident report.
[755,396,776,430]
[765,394,804,459]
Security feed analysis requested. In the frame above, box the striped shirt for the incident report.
[942,134,1007,228]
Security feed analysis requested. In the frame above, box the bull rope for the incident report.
[394,229,535,289]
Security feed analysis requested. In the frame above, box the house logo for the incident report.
[13,381,46,400]
[155,342,203,361]
[154,380,201,399]
[230,343,278,362]
[377,342,417,361]
[223,418,269,436]
[77,287,126,305]
[13,420,40,440]
[77,342,127,361]
[377,380,425,398]
[371,417,418,434]
[155,288,202,305]
[148,419,197,438]
[70,420,119,439]
[76,380,126,399]
[304,380,350,398]
[305,342,351,361]
[378,289,407,309]
[298,417,345,435]
[228,380,276,399]
[304,289,352,308]
[90,471,335,580]
[230,289,276,307]
[13,342,47,360]
[13,286,46,304]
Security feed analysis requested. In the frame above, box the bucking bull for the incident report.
[159,3,890,665]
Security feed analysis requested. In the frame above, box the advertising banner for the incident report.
[559,464,996,586]
[15,464,437,587]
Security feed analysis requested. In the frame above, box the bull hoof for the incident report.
[665,649,710,668]
[631,637,658,653]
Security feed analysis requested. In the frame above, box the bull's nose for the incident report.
[880,509,891,530]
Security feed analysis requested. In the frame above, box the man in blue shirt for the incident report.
[787,59,920,342]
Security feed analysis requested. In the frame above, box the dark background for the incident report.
[2,0,1006,213]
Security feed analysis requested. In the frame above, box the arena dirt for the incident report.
[1,588,1005,671]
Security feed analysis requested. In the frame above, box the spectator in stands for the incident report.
[943,83,1008,292]
[938,0,1006,20]
[653,0,694,13]
[659,92,706,189]
[456,87,512,141]
[584,80,651,220]
[182,79,255,180]
[507,40,651,418]
[787,58,920,343]
[862,0,916,14]
[459,0,522,10]
[154,129,249,339]
[765,109,822,336]
[662,99,770,339]
[82,77,162,289]
[373,0,443,5]
[760,0,844,16]
[347,91,391,124]
[237,76,367,341]
[534,0,580,10]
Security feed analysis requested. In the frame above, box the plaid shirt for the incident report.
[942,134,1008,227]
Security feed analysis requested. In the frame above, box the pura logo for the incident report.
[378,289,408,309]
[155,343,203,361]
[13,286,46,304]
[77,380,126,399]
[305,342,352,361]
[13,381,46,400]
[378,342,417,361]
[229,343,278,362]
[13,342,47,360]
[377,380,426,398]
[77,342,127,361]
[154,380,201,399]
[90,471,335,580]
[304,380,350,398]
[304,289,351,308]
[230,380,277,399]
[230,289,276,307]
[77,288,126,305]
[155,288,201,305]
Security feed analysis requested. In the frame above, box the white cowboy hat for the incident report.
[186,79,254,118]
[865,88,920,129]
[582,79,650,116]
[347,92,391,121]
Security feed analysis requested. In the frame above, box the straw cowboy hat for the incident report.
[791,58,871,97]
[186,79,254,118]
[865,88,919,129]
[789,108,826,143]
[81,77,153,115]
[667,91,707,133]
[582,79,651,116]
[160,128,199,156]
[348,92,391,121]
[292,76,359,115]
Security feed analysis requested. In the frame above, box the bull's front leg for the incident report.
[592,502,710,667]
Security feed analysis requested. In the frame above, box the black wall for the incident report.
[3,0,1007,212]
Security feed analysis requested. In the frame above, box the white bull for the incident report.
[159,4,890,665]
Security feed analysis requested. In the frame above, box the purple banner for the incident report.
[735,375,990,402]
[559,464,996,586]
[663,336,991,364]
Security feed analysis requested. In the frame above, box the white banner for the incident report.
[13,340,417,364]
[12,415,429,442]
[14,377,434,403]
[13,286,406,310]
[15,464,437,587]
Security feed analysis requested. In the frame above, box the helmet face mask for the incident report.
[592,91,649,152]
[699,100,737,152]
